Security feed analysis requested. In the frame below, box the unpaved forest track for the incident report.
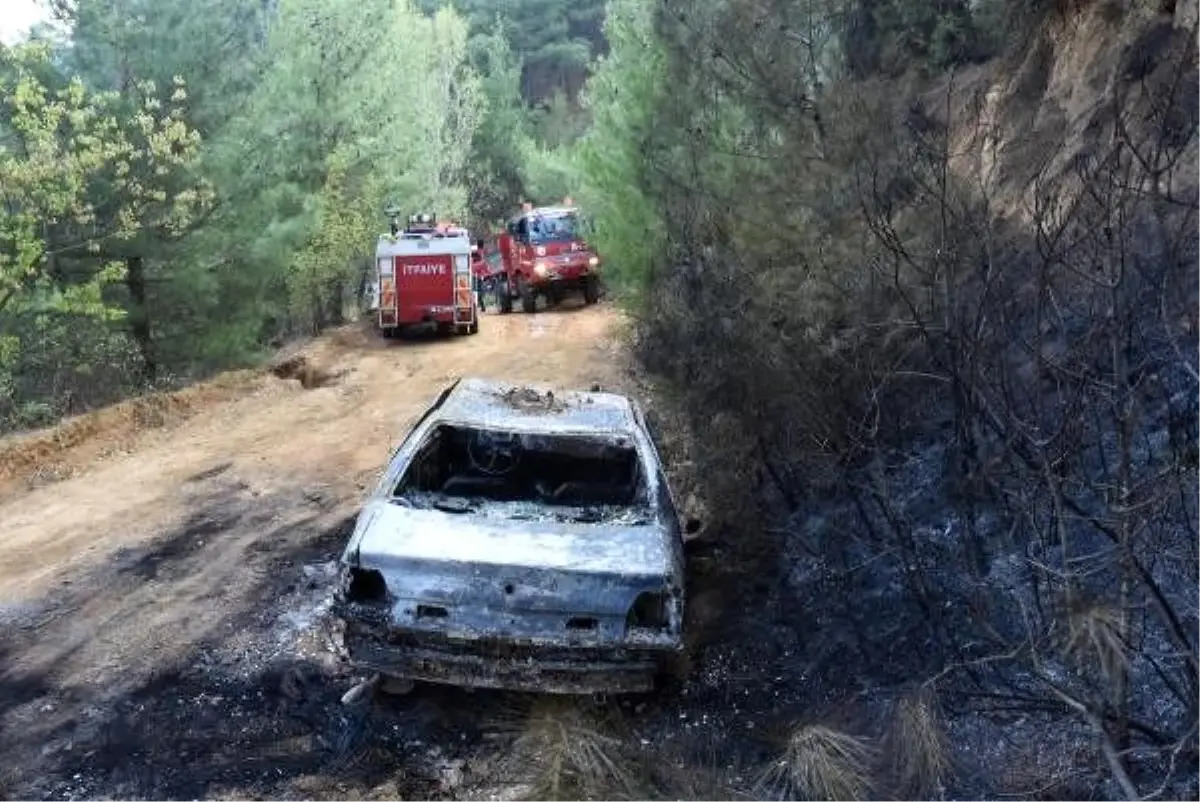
[0,304,681,800]
[0,305,626,603]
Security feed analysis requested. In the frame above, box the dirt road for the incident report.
[0,305,628,603]
[0,304,684,800]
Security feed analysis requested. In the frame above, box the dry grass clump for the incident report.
[665,694,951,801]
[492,698,646,801]
[1062,598,1128,684]
[754,723,876,801]
[883,687,951,798]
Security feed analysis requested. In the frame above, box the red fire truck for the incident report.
[493,199,603,314]
[370,213,478,338]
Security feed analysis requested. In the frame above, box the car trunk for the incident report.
[348,504,676,645]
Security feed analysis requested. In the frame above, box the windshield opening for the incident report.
[527,212,580,244]
[392,424,650,523]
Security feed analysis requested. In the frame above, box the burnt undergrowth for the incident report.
[619,1,1199,798]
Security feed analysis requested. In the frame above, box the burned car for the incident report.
[333,377,687,694]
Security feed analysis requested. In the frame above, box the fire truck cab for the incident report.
[372,213,478,338]
[494,200,603,314]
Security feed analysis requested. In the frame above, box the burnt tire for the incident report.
[583,275,601,305]
[518,277,537,314]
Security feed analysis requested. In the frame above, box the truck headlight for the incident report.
[588,256,600,267]
[534,261,548,276]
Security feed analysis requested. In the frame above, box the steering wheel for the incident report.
[467,430,523,476]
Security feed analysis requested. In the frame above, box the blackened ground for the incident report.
[0,461,869,800]
[2,474,1191,801]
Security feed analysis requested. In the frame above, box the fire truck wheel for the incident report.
[583,275,601,305]
[498,278,513,314]
[518,277,537,314]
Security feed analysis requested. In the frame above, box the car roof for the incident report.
[432,378,639,435]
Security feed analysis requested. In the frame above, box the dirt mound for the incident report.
[269,354,347,390]
[0,370,261,490]
[0,329,357,491]
[325,320,382,351]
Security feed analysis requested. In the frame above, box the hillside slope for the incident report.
[945,0,1198,221]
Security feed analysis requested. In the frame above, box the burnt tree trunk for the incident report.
[125,255,156,381]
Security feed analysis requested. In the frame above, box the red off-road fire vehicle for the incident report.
[370,213,478,338]
[493,200,603,314]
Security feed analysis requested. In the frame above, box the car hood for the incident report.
[348,500,674,579]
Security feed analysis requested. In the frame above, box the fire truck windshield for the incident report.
[527,212,579,244]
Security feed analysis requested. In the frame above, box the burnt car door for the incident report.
[633,403,703,543]
[630,404,682,537]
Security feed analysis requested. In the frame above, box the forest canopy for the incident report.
[0,0,522,430]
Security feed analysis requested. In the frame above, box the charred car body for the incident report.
[333,378,687,694]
